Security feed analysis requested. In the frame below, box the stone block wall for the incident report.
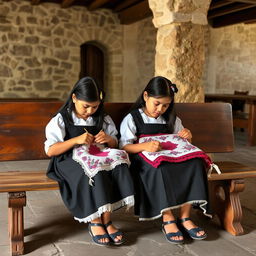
[123,18,156,102]
[204,23,256,95]
[0,1,125,101]
[0,0,156,102]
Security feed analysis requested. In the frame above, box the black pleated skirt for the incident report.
[130,154,210,220]
[47,151,135,223]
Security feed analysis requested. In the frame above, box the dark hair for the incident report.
[59,76,105,130]
[131,76,178,133]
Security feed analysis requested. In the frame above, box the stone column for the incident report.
[148,0,211,102]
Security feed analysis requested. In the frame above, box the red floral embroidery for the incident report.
[88,144,109,157]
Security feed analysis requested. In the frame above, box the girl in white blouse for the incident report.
[45,77,134,246]
[120,76,208,244]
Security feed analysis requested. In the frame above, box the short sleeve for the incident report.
[173,116,184,134]
[103,115,118,142]
[119,113,137,149]
[44,113,66,154]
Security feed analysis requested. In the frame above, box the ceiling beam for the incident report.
[211,6,256,27]
[88,0,110,11]
[208,2,255,18]
[114,0,140,12]
[245,19,256,23]
[229,0,256,3]
[209,0,233,10]
[31,0,41,4]
[118,0,152,25]
[61,0,76,8]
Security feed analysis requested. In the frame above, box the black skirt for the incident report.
[130,154,210,220]
[48,151,135,223]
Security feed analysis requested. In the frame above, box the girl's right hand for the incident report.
[143,140,161,152]
[76,132,94,145]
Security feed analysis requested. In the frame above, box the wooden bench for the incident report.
[0,100,256,256]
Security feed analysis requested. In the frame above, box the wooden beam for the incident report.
[118,0,152,24]
[31,0,41,5]
[208,2,255,18]
[88,0,110,11]
[114,0,140,12]
[245,19,256,23]
[211,6,256,27]
[61,0,76,8]
[209,0,233,10]
[229,0,256,3]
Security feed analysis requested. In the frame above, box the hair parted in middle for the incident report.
[58,76,105,130]
[131,76,178,133]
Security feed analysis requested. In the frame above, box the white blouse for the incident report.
[44,111,118,154]
[119,108,184,148]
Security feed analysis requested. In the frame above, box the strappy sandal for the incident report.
[178,217,207,240]
[162,220,184,244]
[104,221,124,245]
[88,222,110,246]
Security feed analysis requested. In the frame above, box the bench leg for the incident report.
[209,179,245,236]
[8,192,26,256]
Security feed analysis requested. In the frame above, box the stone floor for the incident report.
[0,131,256,256]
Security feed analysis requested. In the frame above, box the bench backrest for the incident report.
[0,100,234,161]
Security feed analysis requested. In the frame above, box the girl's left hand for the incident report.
[177,128,192,141]
[94,130,112,144]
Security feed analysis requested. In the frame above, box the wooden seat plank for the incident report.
[0,171,58,192]
[209,161,256,180]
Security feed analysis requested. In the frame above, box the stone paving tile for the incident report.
[0,220,8,246]
[0,193,8,222]
[187,238,254,256]
[26,192,69,218]
[23,242,58,256]
[0,246,11,256]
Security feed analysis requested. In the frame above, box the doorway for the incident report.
[80,42,105,90]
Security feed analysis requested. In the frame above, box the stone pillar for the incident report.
[148,0,211,102]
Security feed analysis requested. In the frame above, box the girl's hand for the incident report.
[76,132,94,145]
[94,130,112,144]
[143,140,162,152]
[177,128,192,141]
[95,130,117,148]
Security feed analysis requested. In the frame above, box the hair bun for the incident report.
[170,83,178,93]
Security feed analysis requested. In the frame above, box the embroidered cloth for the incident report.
[72,143,130,185]
[138,134,212,168]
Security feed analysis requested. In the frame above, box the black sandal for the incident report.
[162,220,184,244]
[178,217,207,240]
[104,221,124,245]
[88,222,110,246]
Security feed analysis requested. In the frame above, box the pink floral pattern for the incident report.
[72,143,130,179]
[138,134,212,168]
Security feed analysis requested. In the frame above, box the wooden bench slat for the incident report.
[0,101,63,161]
[209,161,256,180]
[0,171,58,192]
[175,103,234,153]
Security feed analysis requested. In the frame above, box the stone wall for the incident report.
[204,23,256,95]
[123,18,156,102]
[0,0,123,101]
[0,0,156,102]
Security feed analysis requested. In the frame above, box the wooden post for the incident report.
[209,179,245,235]
[8,192,26,256]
